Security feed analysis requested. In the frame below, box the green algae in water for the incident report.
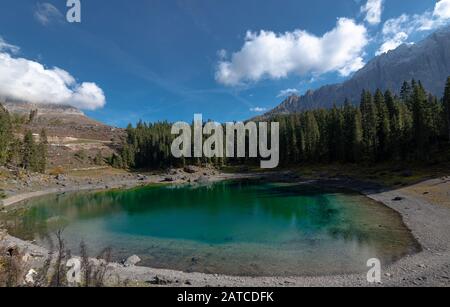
[1,181,420,277]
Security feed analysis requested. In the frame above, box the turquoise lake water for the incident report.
[1,181,420,276]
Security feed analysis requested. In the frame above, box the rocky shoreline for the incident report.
[1,170,450,287]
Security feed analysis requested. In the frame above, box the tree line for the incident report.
[274,78,450,165]
[116,77,450,170]
[109,121,226,169]
[0,104,47,173]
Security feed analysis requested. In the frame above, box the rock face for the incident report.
[1,100,125,141]
[1,101,85,117]
[124,255,141,267]
[264,25,450,116]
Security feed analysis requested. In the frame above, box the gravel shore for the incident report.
[1,173,449,287]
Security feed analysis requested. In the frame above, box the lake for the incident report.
[1,180,420,276]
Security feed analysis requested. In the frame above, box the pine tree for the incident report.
[121,144,135,168]
[296,119,306,162]
[94,151,104,166]
[411,82,431,159]
[0,103,12,165]
[400,81,411,105]
[28,109,38,123]
[384,90,396,122]
[110,153,124,169]
[353,108,363,162]
[286,117,299,163]
[397,101,413,159]
[327,105,345,161]
[313,109,329,161]
[36,129,48,173]
[303,112,320,161]
[343,101,362,162]
[444,77,450,141]
[374,89,391,160]
[22,131,37,171]
[427,94,441,144]
[360,90,377,161]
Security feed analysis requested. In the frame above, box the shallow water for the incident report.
[1,181,420,276]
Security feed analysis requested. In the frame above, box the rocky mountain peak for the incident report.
[1,100,85,117]
[264,25,450,117]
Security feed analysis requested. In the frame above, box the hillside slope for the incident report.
[2,100,124,171]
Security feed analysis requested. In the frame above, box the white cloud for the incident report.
[216,18,368,86]
[68,82,106,110]
[434,0,450,19]
[34,2,63,26]
[0,37,20,54]
[376,15,415,55]
[338,56,365,76]
[381,14,411,36]
[376,32,408,55]
[377,0,450,55]
[250,107,267,113]
[361,0,384,25]
[0,38,106,110]
[277,88,300,98]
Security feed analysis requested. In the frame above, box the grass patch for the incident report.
[49,166,65,176]
[67,167,128,178]
[65,139,105,145]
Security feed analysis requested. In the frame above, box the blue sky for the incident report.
[0,0,448,127]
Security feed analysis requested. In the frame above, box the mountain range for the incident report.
[264,25,450,117]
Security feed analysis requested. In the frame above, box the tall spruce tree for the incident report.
[22,131,37,171]
[400,81,411,105]
[374,89,391,160]
[343,101,363,162]
[327,105,345,161]
[360,90,378,161]
[427,94,441,144]
[36,129,48,173]
[287,116,299,163]
[313,109,329,161]
[303,111,320,161]
[384,90,396,122]
[0,103,12,165]
[411,81,431,159]
[398,101,413,159]
[353,108,363,162]
[444,77,450,141]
